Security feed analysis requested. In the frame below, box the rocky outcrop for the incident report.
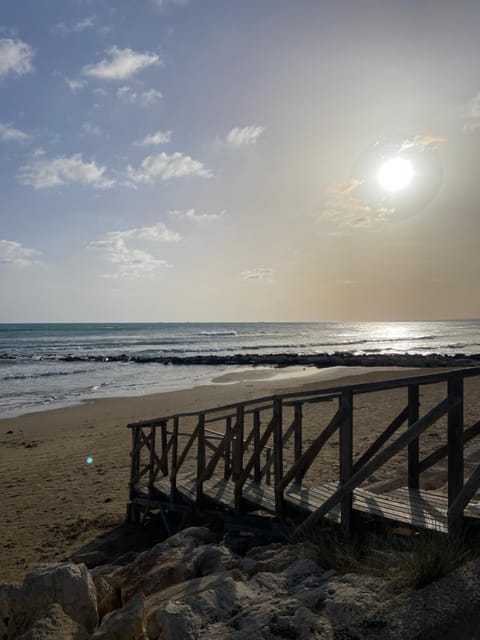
[0,563,97,639]
[16,604,90,640]
[4,525,480,639]
[93,593,146,640]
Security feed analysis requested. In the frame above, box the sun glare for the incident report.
[377,157,414,192]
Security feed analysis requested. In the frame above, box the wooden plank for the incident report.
[174,423,199,475]
[170,417,179,499]
[277,405,346,491]
[293,395,457,537]
[197,414,206,506]
[294,403,303,483]
[253,411,261,482]
[408,385,420,489]
[234,405,245,512]
[448,374,464,532]
[354,406,409,473]
[148,427,156,491]
[199,418,240,484]
[419,419,480,474]
[273,399,284,516]
[239,415,275,487]
[339,391,353,536]
[224,417,232,480]
[448,462,480,520]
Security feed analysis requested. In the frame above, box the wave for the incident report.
[0,368,93,381]
[199,330,239,336]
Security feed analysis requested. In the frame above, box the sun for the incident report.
[377,156,414,192]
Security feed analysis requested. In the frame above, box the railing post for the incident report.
[265,448,272,485]
[128,425,141,523]
[234,406,245,512]
[160,421,168,476]
[408,384,420,489]
[224,416,232,480]
[273,398,284,516]
[253,410,261,482]
[171,417,179,500]
[196,414,206,507]
[448,374,464,533]
[148,425,156,496]
[339,391,353,537]
[294,402,303,484]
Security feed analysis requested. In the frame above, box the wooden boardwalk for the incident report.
[127,367,480,536]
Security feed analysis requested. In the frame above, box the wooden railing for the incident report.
[128,366,480,535]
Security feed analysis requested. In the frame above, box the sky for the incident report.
[1,0,480,322]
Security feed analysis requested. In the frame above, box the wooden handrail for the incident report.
[293,395,457,537]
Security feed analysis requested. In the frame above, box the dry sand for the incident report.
[2,365,479,584]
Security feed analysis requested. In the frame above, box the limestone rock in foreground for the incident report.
[93,592,146,640]
[21,562,98,632]
[16,603,90,640]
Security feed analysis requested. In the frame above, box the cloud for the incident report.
[327,179,363,195]
[127,152,213,184]
[83,46,161,81]
[169,208,225,223]
[135,130,172,146]
[321,176,397,233]
[88,222,179,278]
[463,93,480,132]
[82,122,101,136]
[18,152,114,190]
[240,267,275,281]
[0,240,41,267]
[117,86,163,107]
[55,15,97,34]
[399,133,446,151]
[226,125,265,146]
[0,38,34,78]
[65,77,86,93]
[151,0,189,8]
[0,122,29,142]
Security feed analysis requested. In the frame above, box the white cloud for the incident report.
[0,122,29,142]
[169,208,225,223]
[117,86,162,107]
[88,222,179,279]
[0,240,41,267]
[74,15,96,31]
[241,267,275,281]
[135,130,171,146]
[18,152,114,190]
[226,125,265,146]
[66,77,86,93]
[82,122,101,136]
[83,46,161,81]
[127,152,212,184]
[463,92,480,132]
[0,38,34,78]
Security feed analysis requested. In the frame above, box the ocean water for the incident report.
[1,321,479,418]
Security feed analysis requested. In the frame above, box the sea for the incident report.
[1,321,480,419]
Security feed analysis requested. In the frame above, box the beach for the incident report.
[3,364,479,584]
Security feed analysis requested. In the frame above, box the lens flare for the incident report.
[86,456,94,464]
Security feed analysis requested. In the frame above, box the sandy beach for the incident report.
[2,365,479,584]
